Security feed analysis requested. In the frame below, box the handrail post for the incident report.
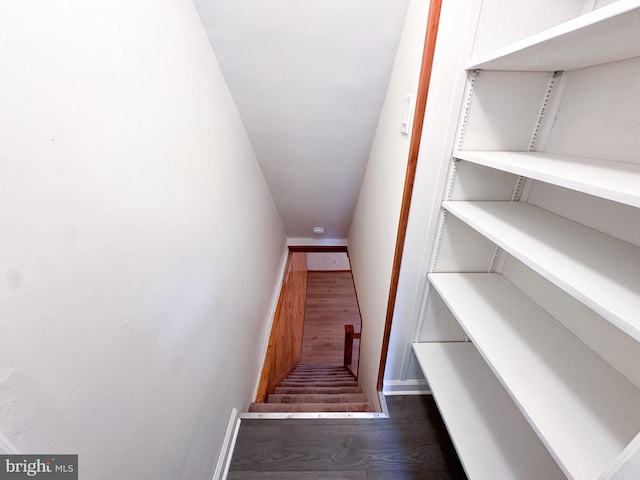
[344,325,355,366]
[343,325,360,367]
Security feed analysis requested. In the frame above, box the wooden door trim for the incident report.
[377,0,443,391]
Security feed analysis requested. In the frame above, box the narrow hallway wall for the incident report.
[348,0,430,407]
[0,2,286,479]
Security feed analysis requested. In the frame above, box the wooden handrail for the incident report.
[343,324,361,367]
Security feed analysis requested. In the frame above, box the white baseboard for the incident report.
[0,430,19,454]
[378,392,390,417]
[382,379,431,396]
[211,408,240,480]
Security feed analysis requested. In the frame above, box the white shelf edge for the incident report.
[467,0,640,71]
[599,431,640,479]
[442,200,640,342]
[413,342,565,480]
[428,272,640,480]
[454,150,640,208]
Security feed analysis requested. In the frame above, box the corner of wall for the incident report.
[347,0,431,416]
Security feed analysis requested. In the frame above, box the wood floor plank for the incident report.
[301,272,361,371]
[230,395,466,480]
[227,472,367,479]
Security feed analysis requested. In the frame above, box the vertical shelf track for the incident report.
[414,70,479,341]
[489,70,564,274]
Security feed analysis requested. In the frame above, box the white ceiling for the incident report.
[193,0,411,239]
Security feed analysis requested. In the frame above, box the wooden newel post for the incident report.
[344,325,355,366]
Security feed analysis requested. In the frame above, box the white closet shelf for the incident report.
[428,273,640,480]
[442,200,640,342]
[467,0,640,71]
[413,342,564,480]
[454,150,640,208]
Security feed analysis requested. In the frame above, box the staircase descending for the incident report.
[249,363,375,413]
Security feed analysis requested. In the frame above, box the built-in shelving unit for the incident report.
[468,0,640,71]
[454,151,640,208]
[442,201,640,341]
[411,1,640,478]
[427,273,640,480]
[413,342,565,480]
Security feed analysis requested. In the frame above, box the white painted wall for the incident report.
[307,253,351,271]
[385,0,483,384]
[0,2,286,479]
[347,0,430,407]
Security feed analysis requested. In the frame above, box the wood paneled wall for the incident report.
[256,252,308,401]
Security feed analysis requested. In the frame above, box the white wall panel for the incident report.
[527,182,640,247]
[472,0,585,58]
[0,3,286,478]
[433,215,497,273]
[450,161,519,201]
[545,57,640,163]
[594,0,621,9]
[461,71,549,151]
[503,256,640,390]
[307,252,350,271]
[416,288,467,342]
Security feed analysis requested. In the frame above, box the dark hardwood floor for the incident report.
[228,395,467,480]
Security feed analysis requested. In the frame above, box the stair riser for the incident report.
[248,402,374,413]
[293,367,348,373]
[267,394,368,404]
[293,368,351,371]
[250,363,372,414]
[275,387,363,394]
[292,368,347,373]
[293,367,348,372]
[286,376,355,382]
[280,381,359,387]
[289,372,354,376]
